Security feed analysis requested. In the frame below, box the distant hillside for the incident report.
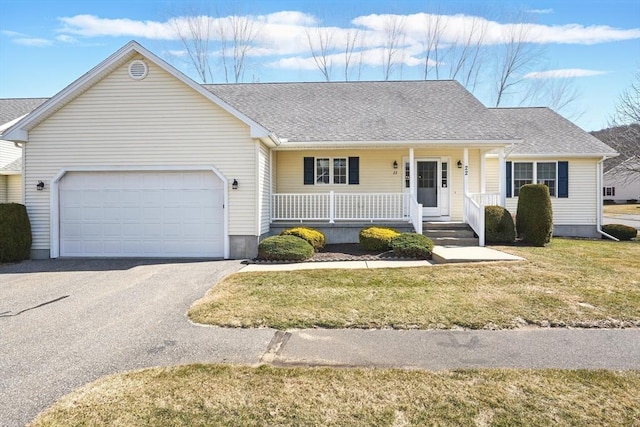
[590,124,640,171]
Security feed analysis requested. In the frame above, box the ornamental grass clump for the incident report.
[602,224,638,241]
[359,226,401,251]
[258,235,314,261]
[516,184,553,246]
[485,205,515,244]
[0,203,32,262]
[280,227,326,251]
[391,233,434,259]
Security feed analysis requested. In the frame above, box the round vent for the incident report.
[128,60,148,80]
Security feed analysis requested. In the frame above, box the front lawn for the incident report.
[189,238,640,329]
[29,365,640,427]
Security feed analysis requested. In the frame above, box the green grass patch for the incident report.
[189,239,640,329]
[29,365,640,427]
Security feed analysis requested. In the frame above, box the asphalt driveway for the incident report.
[0,259,274,427]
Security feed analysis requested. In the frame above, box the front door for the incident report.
[417,160,439,217]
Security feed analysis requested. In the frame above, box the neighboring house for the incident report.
[603,156,640,203]
[0,98,48,203]
[3,41,617,260]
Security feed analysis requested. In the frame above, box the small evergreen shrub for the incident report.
[359,226,401,251]
[258,235,314,261]
[391,233,434,259]
[602,224,638,241]
[516,184,553,247]
[485,205,515,244]
[280,227,326,251]
[0,203,32,262]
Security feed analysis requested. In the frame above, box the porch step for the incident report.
[422,222,478,246]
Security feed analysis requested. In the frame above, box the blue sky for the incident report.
[1,0,639,131]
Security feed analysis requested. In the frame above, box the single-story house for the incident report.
[0,98,47,203]
[603,156,640,203]
[3,41,617,260]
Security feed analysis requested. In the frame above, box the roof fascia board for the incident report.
[274,139,521,150]
[506,153,619,159]
[4,41,270,142]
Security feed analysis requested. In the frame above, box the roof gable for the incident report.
[491,107,618,157]
[3,41,270,142]
[205,81,516,142]
[0,98,48,128]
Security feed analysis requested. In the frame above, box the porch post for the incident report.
[409,148,415,197]
[498,147,506,207]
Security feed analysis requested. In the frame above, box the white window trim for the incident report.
[512,161,558,198]
[315,157,348,185]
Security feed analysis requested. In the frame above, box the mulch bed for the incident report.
[248,243,404,263]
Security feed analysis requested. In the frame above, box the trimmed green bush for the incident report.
[391,233,434,259]
[516,184,553,247]
[0,203,32,262]
[485,205,515,244]
[280,227,326,251]
[258,235,314,261]
[602,224,638,241]
[359,226,401,251]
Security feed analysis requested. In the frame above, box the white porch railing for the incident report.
[464,192,500,247]
[408,194,423,235]
[272,192,417,225]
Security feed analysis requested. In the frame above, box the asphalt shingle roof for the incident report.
[491,107,617,156]
[205,81,515,142]
[0,98,48,126]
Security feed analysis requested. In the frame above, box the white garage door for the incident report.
[59,171,224,257]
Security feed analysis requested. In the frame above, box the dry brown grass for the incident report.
[189,238,640,330]
[604,203,640,216]
[29,365,640,427]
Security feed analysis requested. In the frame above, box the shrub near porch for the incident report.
[189,238,640,330]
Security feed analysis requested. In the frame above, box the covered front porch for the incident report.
[270,146,510,246]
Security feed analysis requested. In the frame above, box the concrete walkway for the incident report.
[241,245,523,272]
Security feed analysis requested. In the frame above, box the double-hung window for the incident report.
[536,162,556,196]
[315,157,347,185]
[511,161,558,197]
[513,163,533,197]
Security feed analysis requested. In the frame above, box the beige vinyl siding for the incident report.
[504,158,598,225]
[6,174,22,203]
[258,142,271,235]
[484,157,500,193]
[275,148,480,222]
[25,57,258,252]
[0,140,21,167]
[0,175,6,202]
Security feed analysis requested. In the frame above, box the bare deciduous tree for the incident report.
[172,14,215,83]
[218,14,260,83]
[305,26,335,81]
[381,15,406,81]
[421,13,445,80]
[606,69,640,176]
[445,16,488,91]
[343,29,361,81]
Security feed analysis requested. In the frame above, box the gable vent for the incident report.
[128,60,148,80]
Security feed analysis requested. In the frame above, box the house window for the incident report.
[405,161,410,188]
[333,158,347,184]
[315,157,347,185]
[513,163,533,196]
[537,162,556,196]
[441,162,448,188]
[316,158,330,184]
[604,186,615,197]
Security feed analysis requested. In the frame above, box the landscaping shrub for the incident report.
[280,227,326,251]
[602,224,638,241]
[516,184,553,247]
[0,203,32,262]
[359,226,401,251]
[485,205,515,244]
[258,235,314,261]
[391,233,434,259]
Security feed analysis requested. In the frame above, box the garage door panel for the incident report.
[60,171,224,257]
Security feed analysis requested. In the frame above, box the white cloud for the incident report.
[1,30,28,38]
[524,69,608,79]
[14,37,53,47]
[55,34,77,43]
[59,14,176,39]
[261,11,316,26]
[166,49,187,57]
[527,9,554,14]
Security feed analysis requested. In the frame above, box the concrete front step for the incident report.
[429,237,479,246]
[423,221,471,230]
[424,229,476,239]
[423,222,478,246]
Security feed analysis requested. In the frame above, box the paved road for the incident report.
[2,260,640,426]
[0,259,274,427]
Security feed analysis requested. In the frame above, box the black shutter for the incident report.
[348,157,359,185]
[506,161,512,198]
[303,157,314,185]
[558,161,568,198]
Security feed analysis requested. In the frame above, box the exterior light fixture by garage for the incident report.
[393,160,398,169]
[232,179,239,190]
[457,160,463,168]
[36,181,45,191]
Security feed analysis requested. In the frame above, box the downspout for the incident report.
[596,156,619,241]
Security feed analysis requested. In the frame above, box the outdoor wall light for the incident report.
[232,179,239,190]
[36,181,45,191]
[393,160,398,169]
[457,160,462,169]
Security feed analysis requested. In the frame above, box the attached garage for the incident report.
[55,169,225,258]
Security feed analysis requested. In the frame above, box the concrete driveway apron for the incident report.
[0,259,274,427]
